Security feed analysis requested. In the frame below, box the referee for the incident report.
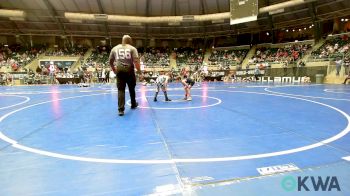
[109,35,142,116]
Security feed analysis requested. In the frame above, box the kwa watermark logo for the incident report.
[281,176,341,192]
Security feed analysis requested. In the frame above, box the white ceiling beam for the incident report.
[64,0,316,24]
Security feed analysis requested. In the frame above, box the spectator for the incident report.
[343,70,350,84]
[335,57,343,76]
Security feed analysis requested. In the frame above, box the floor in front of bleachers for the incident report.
[0,82,349,195]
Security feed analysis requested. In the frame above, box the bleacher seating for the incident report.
[45,46,88,57]
[175,47,203,67]
[84,46,111,68]
[0,44,46,70]
[141,48,170,67]
[251,44,311,64]
[311,34,350,60]
[208,49,248,66]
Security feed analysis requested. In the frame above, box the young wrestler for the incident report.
[181,68,195,101]
[154,72,172,102]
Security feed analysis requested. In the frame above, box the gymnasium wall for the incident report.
[264,66,327,81]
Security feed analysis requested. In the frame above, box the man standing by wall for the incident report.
[109,35,142,116]
[49,62,56,84]
[335,57,343,76]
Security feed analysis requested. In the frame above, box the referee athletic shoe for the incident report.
[131,102,138,109]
